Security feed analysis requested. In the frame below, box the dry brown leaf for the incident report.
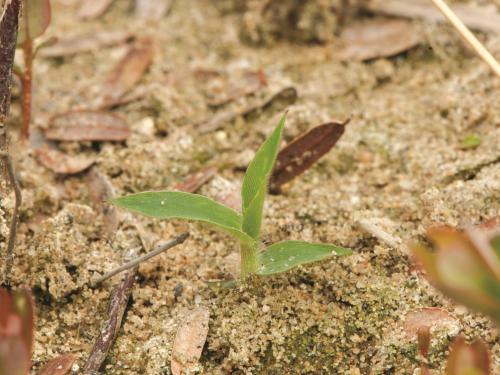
[199,86,297,133]
[403,307,458,340]
[207,70,267,107]
[99,37,154,108]
[39,30,131,58]
[338,19,421,61]
[270,120,347,193]
[366,0,500,34]
[174,167,217,193]
[135,0,172,20]
[37,354,75,375]
[35,146,95,174]
[46,110,130,142]
[171,307,210,375]
[78,0,115,20]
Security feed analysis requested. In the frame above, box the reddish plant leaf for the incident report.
[98,37,154,108]
[17,0,51,44]
[35,146,95,174]
[270,120,347,192]
[39,30,131,58]
[337,19,421,61]
[403,307,457,340]
[171,308,210,375]
[78,0,115,20]
[135,0,172,20]
[174,167,217,193]
[46,110,130,141]
[37,354,75,375]
[446,336,491,375]
[0,288,35,375]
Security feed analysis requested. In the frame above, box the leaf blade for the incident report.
[18,0,51,45]
[241,115,285,239]
[112,191,253,243]
[257,240,352,275]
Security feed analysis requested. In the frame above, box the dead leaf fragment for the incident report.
[403,307,457,340]
[99,37,154,108]
[135,0,172,20]
[174,167,217,193]
[338,19,421,61]
[78,0,115,20]
[37,354,75,375]
[39,30,131,58]
[207,70,267,107]
[46,110,130,141]
[35,146,95,174]
[171,307,210,375]
[270,120,347,192]
[366,0,500,34]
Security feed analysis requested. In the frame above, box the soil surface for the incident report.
[1,0,499,374]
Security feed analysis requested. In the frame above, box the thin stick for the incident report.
[358,219,402,250]
[0,152,21,285]
[430,0,500,78]
[91,232,189,287]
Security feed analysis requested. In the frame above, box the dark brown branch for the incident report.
[0,0,21,150]
[0,151,21,285]
[82,269,136,375]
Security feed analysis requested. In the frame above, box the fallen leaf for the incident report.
[35,146,95,174]
[366,0,500,34]
[171,307,210,375]
[270,120,347,192]
[403,307,457,340]
[46,110,130,141]
[207,70,267,107]
[37,354,75,375]
[39,30,131,58]
[135,0,172,20]
[86,167,119,238]
[199,86,297,133]
[174,167,217,193]
[99,37,154,108]
[337,19,421,61]
[78,0,115,20]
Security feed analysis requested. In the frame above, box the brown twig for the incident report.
[0,151,21,285]
[91,232,189,287]
[20,38,33,141]
[82,269,136,375]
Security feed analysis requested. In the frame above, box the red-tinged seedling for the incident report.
[113,115,352,279]
[445,336,491,375]
[412,224,500,326]
[15,0,51,141]
[0,288,34,375]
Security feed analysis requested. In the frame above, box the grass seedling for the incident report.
[112,115,352,279]
[14,0,51,141]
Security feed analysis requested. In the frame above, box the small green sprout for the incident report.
[112,115,351,278]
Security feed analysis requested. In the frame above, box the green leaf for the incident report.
[17,0,51,45]
[257,240,352,275]
[112,191,254,243]
[241,115,285,239]
[460,134,481,150]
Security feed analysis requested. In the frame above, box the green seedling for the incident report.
[412,225,500,326]
[14,0,51,141]
[113,115,351,279]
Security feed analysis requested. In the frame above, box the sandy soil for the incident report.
[1,0,499,374]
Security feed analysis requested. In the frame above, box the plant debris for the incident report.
[337,19,421,61]
[39,30,131,58]
[46,110,130,141]
[171,307,210,375]
[403,307,458,340]
[174,167,217,193]
[78,0,115,20]
[37,354,75,375]
[270,120,347,192]
[206,70,267,107]
[35,146,96,174]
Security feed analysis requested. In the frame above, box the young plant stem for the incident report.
[240,241,258,278]
[21,39,33,142]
